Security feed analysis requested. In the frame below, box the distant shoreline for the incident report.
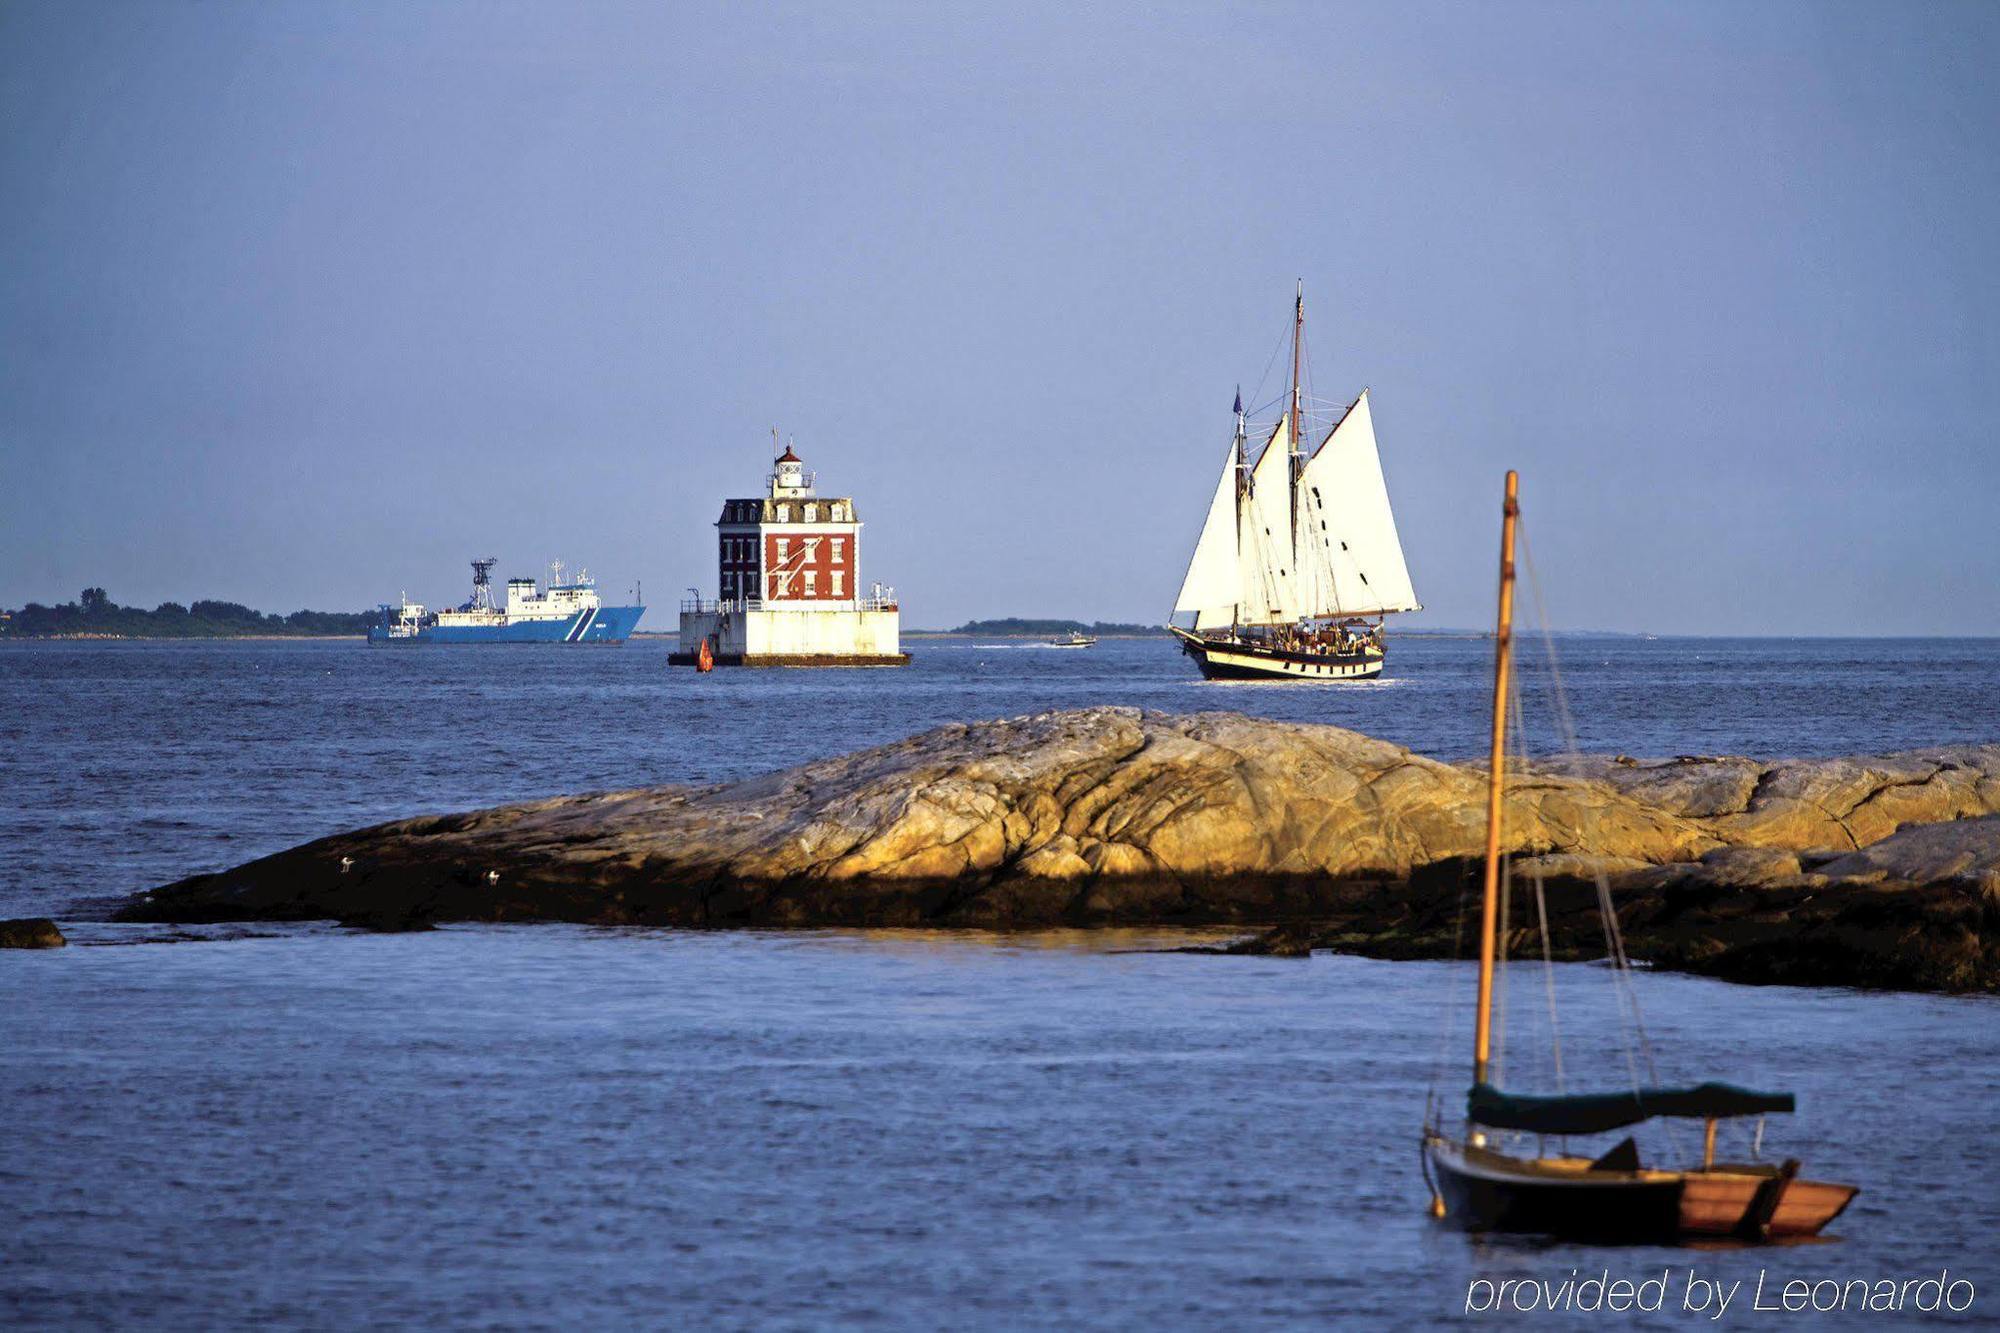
[903,628,1490,640]
[2,590,376,640]
[1,633,369,642]
[903,631,1163,640]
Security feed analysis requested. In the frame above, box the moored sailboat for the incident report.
[1421,472,1857,1243]
[1167,285,1420,680]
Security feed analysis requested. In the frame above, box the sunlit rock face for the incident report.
[124,709,2000,991]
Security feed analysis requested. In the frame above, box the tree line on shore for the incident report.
[1,588,377,638]
[944,618,1166,636]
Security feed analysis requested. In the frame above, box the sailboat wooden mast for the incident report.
[1473,470,1519,1086]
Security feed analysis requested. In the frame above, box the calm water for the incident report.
[2,637,1997,1328]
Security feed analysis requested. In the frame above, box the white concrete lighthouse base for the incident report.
[674,606,908,667]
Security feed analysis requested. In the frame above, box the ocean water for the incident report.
[7,635,2000,922]
[2,636,1997,1328]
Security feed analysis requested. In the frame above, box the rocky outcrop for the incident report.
[121,708,2000,991]
[0,918,67,948]
[1217,849,1999,993]
[1549,749,2000,851]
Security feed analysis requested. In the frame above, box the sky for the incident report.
[1,1,1996,634]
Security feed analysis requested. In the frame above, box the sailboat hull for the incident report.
[1426,1139,1857,1242]
[1169,626,1384,681]
[1428,1139,1684,1242]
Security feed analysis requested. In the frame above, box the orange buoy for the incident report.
[695,636,714,672]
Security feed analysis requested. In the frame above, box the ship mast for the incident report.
[1473,470,1520,1087]
[1288,281,1310,625]
[1289,280,1305,472]
[1232,386,1247,633]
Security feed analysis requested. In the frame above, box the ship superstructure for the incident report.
[674,439,907,666]
[370,559,644,644]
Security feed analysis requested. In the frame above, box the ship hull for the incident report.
[1426,1139,1856,1242]
[1428,1139,1684,1242]
[369,605,645,645]
[1169,626,1383,681]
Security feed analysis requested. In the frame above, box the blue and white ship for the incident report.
[369,558,645,644]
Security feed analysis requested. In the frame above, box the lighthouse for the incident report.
[673,441,908,666]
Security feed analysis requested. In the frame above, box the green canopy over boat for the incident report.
[1468,1081,1795,1136]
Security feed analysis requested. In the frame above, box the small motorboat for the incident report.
[1048,630,1097,648]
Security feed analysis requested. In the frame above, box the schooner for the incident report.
[1168,284,1419,680]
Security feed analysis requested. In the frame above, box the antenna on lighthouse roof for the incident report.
[771,425,780,461]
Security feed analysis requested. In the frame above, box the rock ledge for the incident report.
[122,708,2000,992]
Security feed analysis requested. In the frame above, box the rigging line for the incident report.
[1510,674,1566,1095]
[1425,839,1479,1118]
[1495,840,1511,1091]
[1248,314,1291,420]
[1521,534,1644,1090]
[1517,517,1681,1159]
[1533,866,1566,1092]
[1504,676,1544,1096]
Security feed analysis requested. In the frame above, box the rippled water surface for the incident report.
[7,635,2000,920]
[2,637,1997,1328]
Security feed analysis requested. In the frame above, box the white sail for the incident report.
[1239,413,1299,622]
[1296,391,1421,615]
[1173,441,1241,629]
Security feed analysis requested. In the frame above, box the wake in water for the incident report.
[1181,675,1411,690]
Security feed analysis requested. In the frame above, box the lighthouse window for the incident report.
[805,571,817,596]
[832,571,844,596]
[831,539,844,563]
[804,503,818,522]
[776,538,790,561]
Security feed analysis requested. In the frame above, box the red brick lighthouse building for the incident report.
[674,441,907,666]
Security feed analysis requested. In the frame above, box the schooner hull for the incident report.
[1169,627,1384,681]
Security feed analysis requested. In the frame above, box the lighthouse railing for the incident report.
[682,593,898,614]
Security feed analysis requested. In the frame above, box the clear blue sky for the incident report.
[2,1,1995,633]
